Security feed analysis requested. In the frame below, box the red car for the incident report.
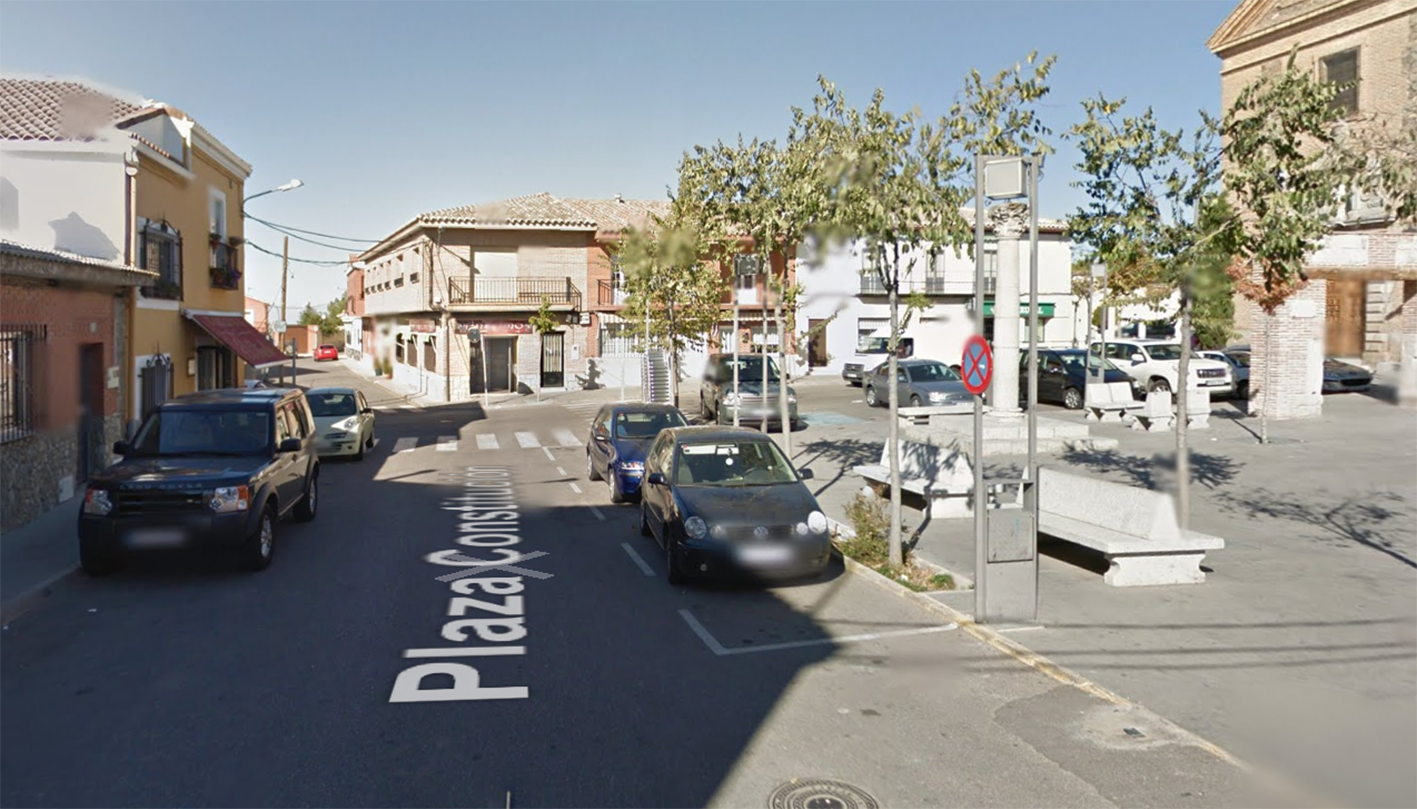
[314,345,338,362]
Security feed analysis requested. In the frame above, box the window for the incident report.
[0,324,43,443]
[616,409,687,439]
[735,272,759,304]
[610,257,626,291]
[907,362,960,383]
[599,323,642,356]
[208,189,227,238]
[139,219,183,299]
[131,408,272,456]
[733,255,761,276]
[1322,49,1359,117]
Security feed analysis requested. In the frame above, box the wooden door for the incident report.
[1324,278,1366,357]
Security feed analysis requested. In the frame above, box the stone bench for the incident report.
[853,426,977,518]
[1184,389,1212,430]
[895,404,973,426]
[1131,390,1175,432]
[1037,466,1224,586]
[1083,381,1142,423]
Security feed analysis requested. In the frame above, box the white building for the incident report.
[795,216,1077,377]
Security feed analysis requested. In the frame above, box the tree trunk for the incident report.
[776,271,791,456]
[887,251,903,569]
[761,285,769,433]
[1176,295,1192,531]
[1259,315,1271,445]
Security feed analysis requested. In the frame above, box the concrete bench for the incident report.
[895,404,972,426]
[1084,381,1142,423]
[1037,466,1224,586]
[853,426,976,518]
[1131,390,1175,432]
[1184,389,1212,430]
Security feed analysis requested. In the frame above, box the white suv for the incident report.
[1089,339,1233,396]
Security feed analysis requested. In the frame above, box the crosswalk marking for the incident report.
[437,436,458,452]
[392,437,417,454]
[515,431,540,448]
[553,428,579,447]
[476,434,499,450]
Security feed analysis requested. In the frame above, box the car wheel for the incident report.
[1148,377,1172,394]
[715,401,727,425]
[294,470,318,522]
[666,536,686,585]
[242,504,276,572]
[608,472,625,504]
[639,501,653,537]
[79,541,119,576]
[701,394,712,420]
[354,431,366,461]
[587,451,602,481]
[1063,387,1084,410]
[865,386,879,407]
[909,394,922,408]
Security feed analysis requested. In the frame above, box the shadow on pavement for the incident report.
[1215,486,1417,569]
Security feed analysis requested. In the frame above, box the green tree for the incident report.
[298,304,323,328]
[528,297,560,401]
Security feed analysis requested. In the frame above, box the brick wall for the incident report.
[1248,280,1328,420]
[1,279,121,428]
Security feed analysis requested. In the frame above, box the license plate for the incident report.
[126,528,187,548]
[738,545,793,565]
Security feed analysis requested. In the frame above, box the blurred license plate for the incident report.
[126,528,187,548]
[738,545,793,565]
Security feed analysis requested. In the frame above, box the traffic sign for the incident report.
[272,320,287,334]
[961,335,993,396]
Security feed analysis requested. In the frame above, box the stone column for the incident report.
[988,203,1028,417]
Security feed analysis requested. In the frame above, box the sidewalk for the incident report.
[1,495,81,625]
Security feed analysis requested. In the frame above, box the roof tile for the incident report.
[0,77,146,140]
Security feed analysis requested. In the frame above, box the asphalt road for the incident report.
[0,360,1281,808]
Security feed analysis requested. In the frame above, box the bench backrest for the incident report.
[1142,390,1172,416]
[1085,381,1133,407]
[1037,466,1181,542]
[1185,389,1211,414]
[878,435,973,486]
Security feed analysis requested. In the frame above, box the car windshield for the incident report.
[307,392,358,418]
[675,440,799,486]
[1059,353,1121,372]
[1145,344,1183,361]
[616,410,687,439]
[721,356,780,382]
[907,363,959,382]
[857,336,891,353]
[131,409,271,456]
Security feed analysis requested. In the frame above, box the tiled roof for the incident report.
[0,238,153,276]
[421,192,601,229]
[560,197,672,233]
[0,77,148,140]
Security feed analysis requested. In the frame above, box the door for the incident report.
[1324,278,1365,358]
[896,367,912,404]
[644,434,673,540]
[540,331,565,388]
[590,407,612,475]
[1039,352,1067,403]
[484,338,515,392]
[78,344,105,481]
[807,319,828,367]
[356,391,372,444]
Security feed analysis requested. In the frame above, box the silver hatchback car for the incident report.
[863,358,971,408]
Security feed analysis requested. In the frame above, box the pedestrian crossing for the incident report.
[382,426,588,455]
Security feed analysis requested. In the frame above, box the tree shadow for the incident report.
[790,437,881,499]
[1058,446,1242,491]
[1217,487,1417,569]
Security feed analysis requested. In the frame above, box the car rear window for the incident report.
[616,410,687,439]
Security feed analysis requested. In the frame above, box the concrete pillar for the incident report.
[988,203,1028,416]
[1248,280,1327,421]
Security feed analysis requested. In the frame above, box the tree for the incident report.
[804,54,1056,567]
[298,304,323,328]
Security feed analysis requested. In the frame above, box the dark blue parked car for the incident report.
[1020,348,1138,409]
[586,403,689,503]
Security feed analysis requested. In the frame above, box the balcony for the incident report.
[209,242,241,290]
[448,277,582,309]
[858,275,964,296]
[596,279,631,307]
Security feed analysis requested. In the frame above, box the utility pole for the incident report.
[280,236,290,385]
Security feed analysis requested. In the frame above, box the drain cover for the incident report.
[768,779,879,809]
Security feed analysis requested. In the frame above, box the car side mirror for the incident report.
[278,437,303,453]
[113,440,131,456]
[1130,354,1145,364]
[646,471,666,486]
[798,467,815,480]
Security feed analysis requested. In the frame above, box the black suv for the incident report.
[78,388,321,574]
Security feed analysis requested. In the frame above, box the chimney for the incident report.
[614,193,624,203]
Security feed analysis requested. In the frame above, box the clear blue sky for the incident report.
[1,0,1234,312]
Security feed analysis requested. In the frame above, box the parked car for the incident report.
[586,403,689,503]
[1200,348,1251,399]
[1323,357,1373,393]
[1089,339,1233,396]
[314,345,338,362]
[842,332,914,386]
[78,388,320,575]
[863,358,971,408]
[699,353,800,430]
[638,426,830,584]
[306,386,376,460]
[1020,349,1137,409]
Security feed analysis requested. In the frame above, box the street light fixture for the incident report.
[243,178,303,205]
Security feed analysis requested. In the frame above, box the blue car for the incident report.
[586,404,689,503]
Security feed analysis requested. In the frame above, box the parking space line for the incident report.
[554,428,579,446]
[437,436,457,452]
[476,434,499,450]
[621,543,656,576]
[589,505,606,521]
[541,446,556,461]
[568,482,582,494]
[556,467,567,476]
[678,608,956,657]
[516,432,541,448]
[403,646,527,658]
[392,437,417,454]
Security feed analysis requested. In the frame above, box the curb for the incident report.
[0,563,81,626]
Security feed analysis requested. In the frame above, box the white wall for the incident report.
[0,140,132,261]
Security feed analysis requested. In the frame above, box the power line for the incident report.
[245,213,379,247]
[246,240,349,266]
[252,218,367,252]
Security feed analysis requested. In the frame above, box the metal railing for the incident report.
[1,324,45,444]
[209,243,241,290]
[448,277,582,308]
[596,279,630,306]
[858,275,962,295]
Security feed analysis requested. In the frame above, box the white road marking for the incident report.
[553,428,579,447]
[516,431,540,448]
[678,608,956,656]
[621,543,656,576]
[392,437,418,454]
[556,467,567,476]
[541,446,556,461]
[996,625,1045,633]
[589,505,606,521]
[476,434,499,450]
[437,436,457,452]
[568,482,582,494]
[403,646,527,658]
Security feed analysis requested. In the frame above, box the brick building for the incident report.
[1208,0,1417,418]
[0,242,152,529]
[342,257,367,365]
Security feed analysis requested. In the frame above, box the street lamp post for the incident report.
[243,180,303,384]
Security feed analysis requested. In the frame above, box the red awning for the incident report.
[188,313,289,367]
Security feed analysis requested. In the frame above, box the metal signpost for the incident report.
[972,153,1044,625]
[1089,262,1108,388]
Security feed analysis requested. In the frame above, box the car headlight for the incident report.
[616,460,645,472]
[929,390,947,403]
[337,416,361,431]
[83,488,113,516]
[795,521,810,536]
[684,516,708,539]
[807,510,828,534]
[787,394,797,404]
[208,485,250,513]
[723,392,740,406]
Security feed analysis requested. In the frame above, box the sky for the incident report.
[0,0,1235,313]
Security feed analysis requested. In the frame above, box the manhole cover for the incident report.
[768,779,879,809]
